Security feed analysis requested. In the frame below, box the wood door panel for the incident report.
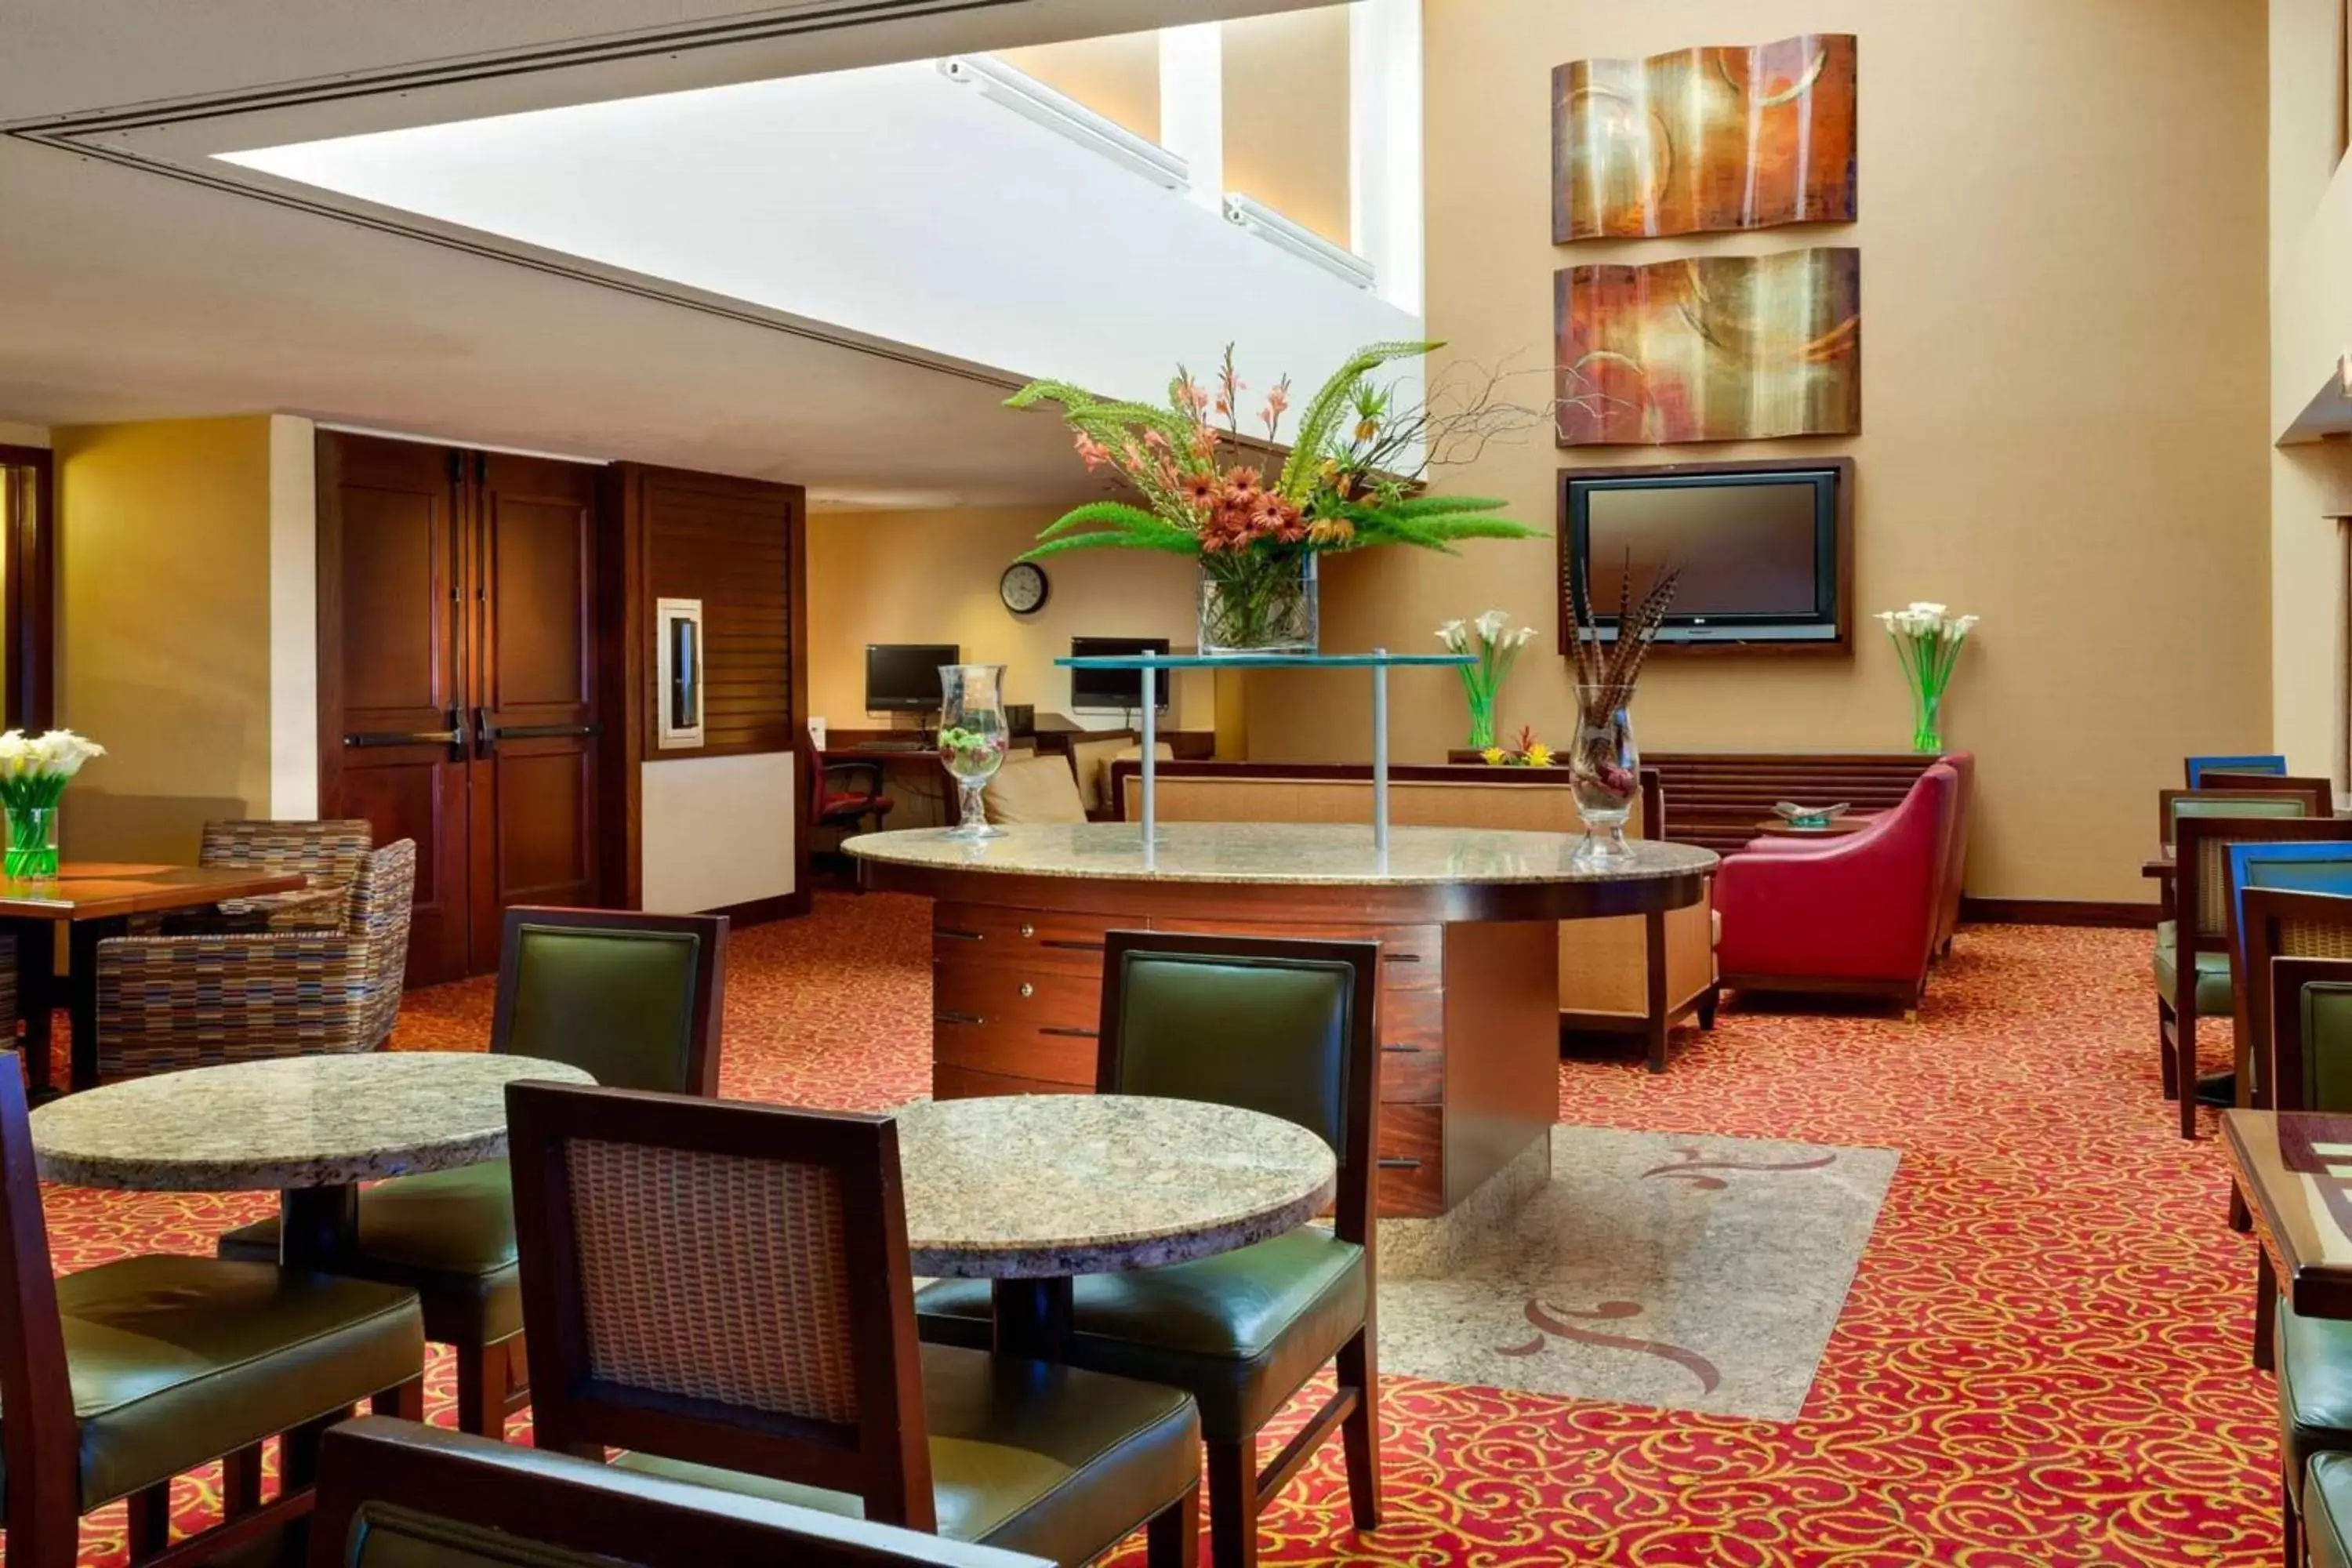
[487,493,592,711]
[319,432,469,986]
[492,747,593,906]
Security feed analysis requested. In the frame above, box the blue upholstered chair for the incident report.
[2187,753,2288,786]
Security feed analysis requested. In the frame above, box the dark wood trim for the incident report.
[707,890,807,927]
[1556,456,1855,657]
[1959,897,2162,929]
[595,464,644,911]
[0,445,54,731]
[787,483,813,922]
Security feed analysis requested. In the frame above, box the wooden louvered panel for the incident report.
[1646,750,1939,851]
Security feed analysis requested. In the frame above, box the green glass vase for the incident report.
[5,805,58,882]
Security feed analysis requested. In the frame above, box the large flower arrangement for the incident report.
[0,728,104,880]
[1008,342,1543,652]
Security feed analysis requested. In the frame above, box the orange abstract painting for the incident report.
[1555,249,1860,448]
[1552,34,1858,243]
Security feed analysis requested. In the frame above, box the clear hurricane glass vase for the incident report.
[1569,689,1639,864]
[938,663,1010,840]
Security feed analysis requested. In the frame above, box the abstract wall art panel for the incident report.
[1555,248,1861,448]
[1552,34,1858,243]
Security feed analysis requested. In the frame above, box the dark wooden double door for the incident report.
[319,433,603,985]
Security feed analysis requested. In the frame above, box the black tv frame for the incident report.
[1557,456,1854,655]
[863,643,960,712]
[1069,636,1172,713]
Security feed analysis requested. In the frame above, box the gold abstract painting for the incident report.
[1553,34,1858,243]
[1555,249,1860,448]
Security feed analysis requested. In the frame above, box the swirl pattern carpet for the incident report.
[35,896,2274,1566]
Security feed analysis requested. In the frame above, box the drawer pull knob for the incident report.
[1018,982,1036,998]
[1377,1157,1423,1171]
[1018,923,1036,938]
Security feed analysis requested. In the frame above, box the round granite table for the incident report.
[30,1053,593,1269]
[895,1094,1338,1361]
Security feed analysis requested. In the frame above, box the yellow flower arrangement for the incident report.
[1480,727,1555,768]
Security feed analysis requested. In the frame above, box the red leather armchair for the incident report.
[1714,764,1958,1012]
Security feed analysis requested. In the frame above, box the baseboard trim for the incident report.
[709,890,810,927]
[1960,896,2160,929]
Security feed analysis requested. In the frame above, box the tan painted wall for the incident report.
[1246,0,2272,905]
[996,31,1161,143]
[807,506,1215,731]
[2272,0,2352,782]
[55,416,278,861]
[1222,7,1352,247]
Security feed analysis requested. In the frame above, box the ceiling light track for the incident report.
[938,55,1189,191]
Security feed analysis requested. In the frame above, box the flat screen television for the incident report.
[1069,636,1172,713]
[864,643,960,712]
[1560,460,1849,646]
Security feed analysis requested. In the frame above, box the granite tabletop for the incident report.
[847,821,1716,887]
[894,1094,1338,1278]
[31,1052,594,1192]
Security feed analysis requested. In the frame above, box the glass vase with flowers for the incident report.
[0,729,105,884]
[1007,342,1549,655]
[1563,560,1682,865]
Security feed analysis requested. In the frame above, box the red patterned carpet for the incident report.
[42,898,2274,1566]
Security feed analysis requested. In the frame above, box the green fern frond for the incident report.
[1033,501,1189,543]
[1020,531,1200,561]
[1399,514,1544,540]
[1381,493,1512,518]
[1277,340,1442,501]
[1004,379,1106,412]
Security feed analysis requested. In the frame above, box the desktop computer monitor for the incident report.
[1069,637,1171,713]
[865,644,960,712]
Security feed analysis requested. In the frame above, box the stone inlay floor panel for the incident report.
[1380,1126,1896,1420]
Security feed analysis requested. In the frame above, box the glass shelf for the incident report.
[1056,652,1473,670]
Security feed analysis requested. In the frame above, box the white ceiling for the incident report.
[0,0,1332,506]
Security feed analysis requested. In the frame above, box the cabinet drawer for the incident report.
[934,1063,1091,1102]
[935,1015,1098,1087]
[1380,986,1443,1048]
[1149,920,1443,989]
[1379,1044,1442,1104]
[1375,1104,1444,1218]
[934,960,1102,1035]
[934,904,1132,975]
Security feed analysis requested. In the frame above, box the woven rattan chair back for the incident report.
[505,1081,934,1530]
[491,907,728,1096]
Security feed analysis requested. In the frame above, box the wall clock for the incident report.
[1000,561,1050,616]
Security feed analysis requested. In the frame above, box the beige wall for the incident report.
[0,423,48,448]
[996,31,1161,143]
[1245,0,2273,904]
[2273,0,2352,783]
[55,416,279,861]
[808,506,1214,731]
[1223,7,1352,247]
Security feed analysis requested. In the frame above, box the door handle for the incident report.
[474,710,601,753]
[346,711,467,757]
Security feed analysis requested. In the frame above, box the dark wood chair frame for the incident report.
[2165,818,2352,1138]
[2158,784,2336,848]
[506,1081,1198,1564]
[452,904,728,1436]
[1096,929,1383,1568]
[307,1416,1052,1568]
[0,1054,422,1568]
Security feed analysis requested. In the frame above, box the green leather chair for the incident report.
[0,1053,425,1568]
[503,1081,1201,1568]
[2157,808,2351,1137]
[2306,1450,2352,1568]
[915,931,1384,1568]
[310,1416,1051,1568]
[219,906,728,1436]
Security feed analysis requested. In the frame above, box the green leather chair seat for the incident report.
[2311,1450,2352,1568]
[24,1254,422,1508]
[2279,1298,2352,1510]
[216,1163,519,1345]
[611,1343,1197,1566]
[2153,920,2234,1014]
[915,1228,1365,1442]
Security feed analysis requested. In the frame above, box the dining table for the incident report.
[894,1094,1338,1362]
[2223,1108,2352,1322]
[0,862,310,1095]
[29,1052,592,1268]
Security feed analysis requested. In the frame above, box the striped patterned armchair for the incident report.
[93,839,416,1080]
[200,818,373,931]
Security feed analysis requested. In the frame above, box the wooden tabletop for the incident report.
[2143,850,2176,880]
[2224,1109,2352,1319]
[0,862,305,921]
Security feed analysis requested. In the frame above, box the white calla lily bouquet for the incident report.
[1438,610,1535,751]
[1875,604,1976,753]
[0,729,104,880]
